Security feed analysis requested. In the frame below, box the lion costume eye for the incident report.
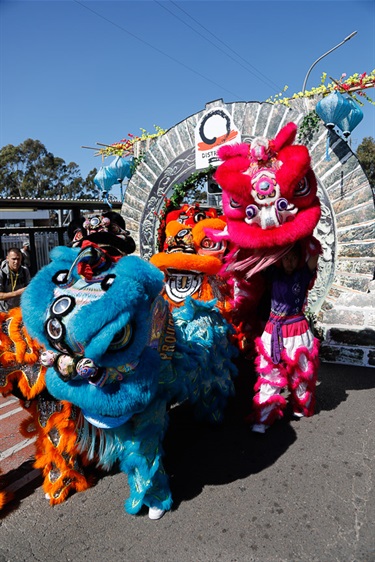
[176,229,190,239]
[52,270,69,286]
[194,211,206,223]
[229,198,242,208]
[294,176,310,197]
[46,317,64,341]
[200,237,222,251]
[51,296,75,316]
[107,324,133,352]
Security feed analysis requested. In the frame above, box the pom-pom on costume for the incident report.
[21,218,237,518]
[212,122,322,428]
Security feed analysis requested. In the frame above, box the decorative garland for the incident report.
[93,71,374,212]
[297,110,321,145]
[98,126,166,158]
[155,166,215,251]
[97,71,373,160]
[266,70,375,107]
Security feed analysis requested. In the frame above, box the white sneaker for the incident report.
[252,423,268,434]
[148,506,166,520]
[293,411,304,418]
[44,493,51,500]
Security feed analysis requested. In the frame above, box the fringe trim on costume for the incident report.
[0,308,49,509]
[20,399,93,505]
[0,368,46,401]
[76,413,118,470]
[0,307,47,400]
[254,336,288,379]
[253,374,287,392]
[251,336,320,422]
[284,337,320,417]
[250,392,287,425]
[77,401,173,515]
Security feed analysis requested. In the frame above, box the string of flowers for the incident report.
[155,166,215,251]
[95,71,374,160]
[266,70,375,107]
[97,125,166,158]
[93,71,373,159]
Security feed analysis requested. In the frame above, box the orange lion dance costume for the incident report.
[0,307,91,508]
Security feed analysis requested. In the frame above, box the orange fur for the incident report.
[0,308,92,508]
[22,400,93,505]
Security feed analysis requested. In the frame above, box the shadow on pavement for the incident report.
[164,359,375,511]
[0,461,43,519]
[164,383,297,511]
[315,362,375,413]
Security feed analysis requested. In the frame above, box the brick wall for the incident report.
[318,281,375,368]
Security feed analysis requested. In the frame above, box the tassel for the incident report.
[325,132,331,161]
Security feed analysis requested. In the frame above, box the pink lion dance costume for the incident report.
[212,122,322,431]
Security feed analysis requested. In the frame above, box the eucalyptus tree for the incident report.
[0,139,100,199]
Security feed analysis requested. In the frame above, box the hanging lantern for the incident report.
[336,97,364,138]
[108,156,133,183]
[94,166,118,191]
[315,92,351,129]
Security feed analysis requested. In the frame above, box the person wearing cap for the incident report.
[0,247,31,311]
[20,241,31,268]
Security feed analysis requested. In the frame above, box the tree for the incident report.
[357,137,375,190]
[81,167,101,199]
[0,139,100,199]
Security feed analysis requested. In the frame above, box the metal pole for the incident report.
[302,31,357,93]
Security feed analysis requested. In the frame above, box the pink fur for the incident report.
[222,205,321,249]
[253,335,320,422]
[251,392,287,424]
[270,122,297,153]
[214,122,321,250]
[217,143,249,160]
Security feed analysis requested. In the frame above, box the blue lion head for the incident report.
[21,246,170,426]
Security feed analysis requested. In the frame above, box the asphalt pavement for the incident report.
[0,360,374,562]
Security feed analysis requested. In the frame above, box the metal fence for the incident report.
[1,230,69,274]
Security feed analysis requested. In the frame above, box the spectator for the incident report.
[0,248,31,311]
[20,241,31,268]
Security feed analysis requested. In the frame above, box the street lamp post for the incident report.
[302,31,357,94]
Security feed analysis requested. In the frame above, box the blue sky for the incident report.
[1,0,374,189]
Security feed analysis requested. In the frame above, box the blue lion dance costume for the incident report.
[20,217,237,519]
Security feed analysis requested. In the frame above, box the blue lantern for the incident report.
[94,166,118,208]
[336,97,364,138]
[94,166,118,191]
[108,156,133,183]
[315,91,351,129]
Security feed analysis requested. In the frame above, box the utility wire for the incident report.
[165,0,284,93]
[73,0,245,101]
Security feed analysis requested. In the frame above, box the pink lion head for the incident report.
[214,122,321,249]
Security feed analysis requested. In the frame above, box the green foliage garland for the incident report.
[297,110,321,145]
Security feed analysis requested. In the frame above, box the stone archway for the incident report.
[121,98,374,355]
